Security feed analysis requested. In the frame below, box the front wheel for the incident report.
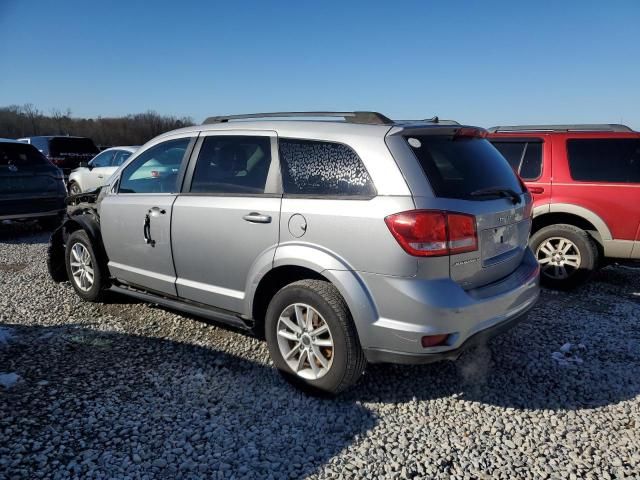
[68,182,82,195]
[265,279,367,395]
[64,230,106,302]
[530,224,598,289]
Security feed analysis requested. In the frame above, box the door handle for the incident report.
[243,212,272,224]
[528,187,545,194]
[97,174,104,178]
[143,207,165,246]
[143,213,155,246]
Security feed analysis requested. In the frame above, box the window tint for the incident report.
[520,142,542,179]
[190,136,272,194]
[90,150,116,167]
[119,138,190,193]
[279,139,375,196]
[49,137,98,155]
[0,142,49,166]
[113,150,132,166]
[568,139,640,183]
[406,136,523,199]
[491,141,543,180]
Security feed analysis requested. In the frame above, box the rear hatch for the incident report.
[393,128,532,289]
[48,137,98,174]
[0,142,66,215]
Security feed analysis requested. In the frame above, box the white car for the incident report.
[68,146,138,194]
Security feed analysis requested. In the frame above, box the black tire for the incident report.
[529,224,599,289]
[68,182,82,195]
[64,230,105,302]
[265,279,367,395]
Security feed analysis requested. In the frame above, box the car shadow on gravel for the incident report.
[347,265,640,411]
[0,323,377,479]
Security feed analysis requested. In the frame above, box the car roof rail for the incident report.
[487,124,634,133]
[203,111,395,125]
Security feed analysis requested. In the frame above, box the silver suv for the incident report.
[48,111,540,394]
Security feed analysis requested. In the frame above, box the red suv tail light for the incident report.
[384,210,477,257]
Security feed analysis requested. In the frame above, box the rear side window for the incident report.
[90,150,116,167]
[190,136,272,194]
[406,136,523,199]
[49,137,98,155]
[568,139,640,183]
[119,138,190,194]
[0,142,49,166]
[279,139,375,196]
[491,140,543,180]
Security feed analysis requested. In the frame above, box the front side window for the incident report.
[190,136,272,194]
[568,139,640,183]
[113,150,132,166]
[119,138,190,194]
[491,140,543,180]
[90,150,116,167]
[279,139,375,196]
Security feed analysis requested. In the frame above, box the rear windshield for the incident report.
[49,137,98,155]
[0,142,50,166]
[405,135,523,199]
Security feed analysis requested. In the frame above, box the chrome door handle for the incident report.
[148,206,166,217]
[243,212,272,224]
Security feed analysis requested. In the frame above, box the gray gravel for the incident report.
[1,221,639,479]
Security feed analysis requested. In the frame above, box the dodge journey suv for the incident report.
[48,112,540,394]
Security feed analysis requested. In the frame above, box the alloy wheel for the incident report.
[69,243,94,291]
[536,236,582,280]
[276,303,334,380]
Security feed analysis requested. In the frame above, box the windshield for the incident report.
[49,137,99,155]
[405,135,523,200]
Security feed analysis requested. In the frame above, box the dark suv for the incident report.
[488,124,640,288]
[18,136,99,176]
[0,138,66,228]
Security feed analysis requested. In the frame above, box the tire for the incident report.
[64,230,105,302]
[265,279,367,395]
[68,182,82,195]
[529,224,599,289]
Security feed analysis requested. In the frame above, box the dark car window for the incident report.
[49,137,98,156]
[90,150,116,167]
[190,136,272,194]
[407,136,523,199]
[491,140,542,180]
[568,139,640,183]
[279,139,375,196]
[0,142,50,166]
[119,138,190,194]
[113,150,132,166]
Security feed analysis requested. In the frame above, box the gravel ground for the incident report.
[1,221,639,479]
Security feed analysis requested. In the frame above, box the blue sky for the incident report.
[1,0,639,129]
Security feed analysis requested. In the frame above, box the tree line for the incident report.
[0,104,194,147]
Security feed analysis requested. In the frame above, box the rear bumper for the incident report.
[364,311,529,364]
[353,248,540,364]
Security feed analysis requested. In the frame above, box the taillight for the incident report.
[384,210,477,257]
[48,156,65,165]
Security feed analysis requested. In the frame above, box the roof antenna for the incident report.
[426,116,439,123]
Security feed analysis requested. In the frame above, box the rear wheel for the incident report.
[64,230,105,302]
[265,279,367,395]
[530,224,598,289]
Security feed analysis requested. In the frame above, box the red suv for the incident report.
[488,124,640,288]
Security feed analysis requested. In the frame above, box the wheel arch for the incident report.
[532,204,612,249]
